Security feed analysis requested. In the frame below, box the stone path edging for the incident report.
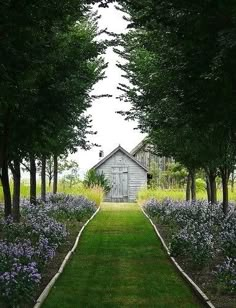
[141,207,215,308]
[33,207,100,308]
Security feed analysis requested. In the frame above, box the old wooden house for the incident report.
[131,139,173,173]
[93,145,148,202]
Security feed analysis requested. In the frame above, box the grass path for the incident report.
[43,203,205,307]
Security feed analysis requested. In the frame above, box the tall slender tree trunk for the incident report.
[1,159,12,218]
[220,167,229,215]
[0,109,10,182]
[209,169,217,204]
[190,169,196,201]
[0,142,4,181]
[48,158,52,189]
[0,108,11,217]
[53,154,58,194]
[210,177,217,204]
[30,155,36,205]
[230,171,235,193]
[10,160,21,222]
[41,155,46,202]
[186,172,191,201]
[206,175,211,203]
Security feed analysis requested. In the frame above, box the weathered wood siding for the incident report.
[96,149,147,202]
[133,145,174,172]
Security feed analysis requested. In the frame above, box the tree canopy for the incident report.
[0,1,107,219]
[115,0,236,213]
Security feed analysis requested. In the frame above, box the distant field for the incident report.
[137,187,236,204]
[0,182,35,202]
[0,182,104,206]
[1,183,236,206]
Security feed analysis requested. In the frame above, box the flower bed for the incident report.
[0,194,97,307]
[143,199,236,307]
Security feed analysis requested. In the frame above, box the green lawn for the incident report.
[43,203,204,308]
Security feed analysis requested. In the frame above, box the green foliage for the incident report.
[116,0,236,212]
[59,158,80,187]
[148,161,160,187]
[0,1,107,217]
[195,178,206,193]
[149,161,189,189]
[83,169,111,193]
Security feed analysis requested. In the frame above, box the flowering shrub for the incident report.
[1,208,67,247]
[44,193,97,221]
[0,193,96,306]
[0,240,42,306]
[0,215,65,306]
[220,212,236,257]
[143,198,236,290]
[23,204,68,246]
[0,262,41,306]
[215,257,236,292]
[170,221,215,265]
[143,198,166,219]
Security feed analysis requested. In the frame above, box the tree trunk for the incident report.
[41,155,46,202]
[30,155,37,205]
[48,158,53,189]
[10,160,21,222]
[206,175,211,203]
[210,176,217,205]
[1,159,12,218]
[220,167,229,215]
[53,154,58,194]
[186,172,191,201]
[208,169,217,204]
[0,108,10,187]
[190,170,196,201]
[0,109,11,217]
[230,171,235,193]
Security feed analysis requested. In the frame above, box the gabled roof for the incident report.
[130,138,148,156]
[92,145,148,172]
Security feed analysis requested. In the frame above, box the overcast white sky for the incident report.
[72,3,145,177]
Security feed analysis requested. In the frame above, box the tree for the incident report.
[0,3,107,219]
[115,0,236,213]
[84,169,111,193]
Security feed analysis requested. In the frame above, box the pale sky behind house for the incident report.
[72,3,145,177]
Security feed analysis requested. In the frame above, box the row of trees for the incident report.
[0,1,107,221]
[20,157,80,191]
[112,0,236,214]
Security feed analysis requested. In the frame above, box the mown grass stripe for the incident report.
[43,203,205,308]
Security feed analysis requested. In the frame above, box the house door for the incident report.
[111,167,128,202]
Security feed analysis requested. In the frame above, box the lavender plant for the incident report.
[170,221,215,265]
[0,193,96,306]
[44,193,97,221]
[0,240,42,306]
[0,262,41,306]
[215,257,236,292]
[143,198,236,288]
[220,212,236,257]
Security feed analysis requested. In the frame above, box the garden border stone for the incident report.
[33,206,100,308]
[141,207,215,308]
